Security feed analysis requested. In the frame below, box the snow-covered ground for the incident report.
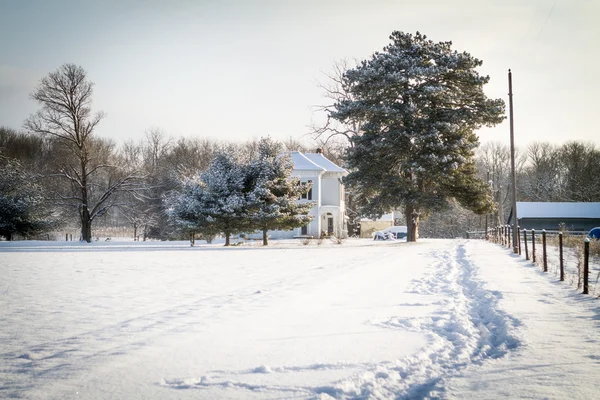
[1,238,599,399]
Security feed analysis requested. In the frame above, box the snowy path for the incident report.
[447,240,600,399]
[323,241,521,399]
[1,239,599,399]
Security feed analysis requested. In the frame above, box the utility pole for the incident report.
[508,69,519,254]
[485,170,490,240]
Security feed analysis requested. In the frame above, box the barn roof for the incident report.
[516,202,600,219]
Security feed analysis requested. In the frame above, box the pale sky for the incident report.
[1,0,598,148]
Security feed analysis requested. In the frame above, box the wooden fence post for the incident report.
[559,232,564,281]
[542,229,548,272]
[524,229,529,260]
[583,238,590,295]
[531,229,536,263]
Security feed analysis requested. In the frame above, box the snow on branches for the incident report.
[329,31,505,241]
[167,138,313,246]
[0,156,58,240]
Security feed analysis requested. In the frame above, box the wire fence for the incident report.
[487,226,600,296]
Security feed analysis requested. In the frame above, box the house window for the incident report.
[301,180,313,200]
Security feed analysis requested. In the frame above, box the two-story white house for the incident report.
[265,150,348,239]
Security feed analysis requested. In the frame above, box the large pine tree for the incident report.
[330,31,505,241]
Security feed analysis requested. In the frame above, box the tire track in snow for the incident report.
[319,240,522,399]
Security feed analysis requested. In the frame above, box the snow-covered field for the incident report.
[1,238,599,399]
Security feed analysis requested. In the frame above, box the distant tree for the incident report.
[129,130,174,240]
[311,60,363,146]
[282,136,309,152]
[246,138,313,245]
[25,64,142,242]
[518,142,562,202]
[0,156,58,240]
[557,141,600,202]
[476,141,520,225]
[0,127,47,168]
[419,200,482,239]
[329,31,505,241]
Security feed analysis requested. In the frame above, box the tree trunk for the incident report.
[225,232,230,246]
[80,152,92,243]
[133,223,138,241]
[405,205,420,242]
[81,209,92,242]
[262,229,268,246]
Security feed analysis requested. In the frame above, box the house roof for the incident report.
[304,153,348,174]
[516,202,600,219]
[289,151,347,174]
[289,152,325,172]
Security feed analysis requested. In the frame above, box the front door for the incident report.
[301,225,308,235]
[327,217,334,235]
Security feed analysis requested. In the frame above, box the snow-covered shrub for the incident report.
[0,156,59,240]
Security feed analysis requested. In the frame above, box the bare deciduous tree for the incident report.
[310,60,363,146]
[25,64,142,242]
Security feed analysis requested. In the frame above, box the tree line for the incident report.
[0,124,322,243]
[418,140,600,238]
[0,64,325,243]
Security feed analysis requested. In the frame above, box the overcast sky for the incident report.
[1,0,598,148]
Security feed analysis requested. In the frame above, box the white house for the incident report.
[265,150,348,239]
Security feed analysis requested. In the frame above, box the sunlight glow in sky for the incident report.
[1,0,598,148]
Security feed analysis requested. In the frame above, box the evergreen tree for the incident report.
[246,138,313,245]
[330,31,505,241]
[168,153,249,246]
[168,175,221,243]
[0,156,58,240]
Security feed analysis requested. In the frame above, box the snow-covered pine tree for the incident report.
[330,31,505,241]
[168,153,249,246]
[167,175,220,243]
[245,138,313,245]
[0,156,57,240]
